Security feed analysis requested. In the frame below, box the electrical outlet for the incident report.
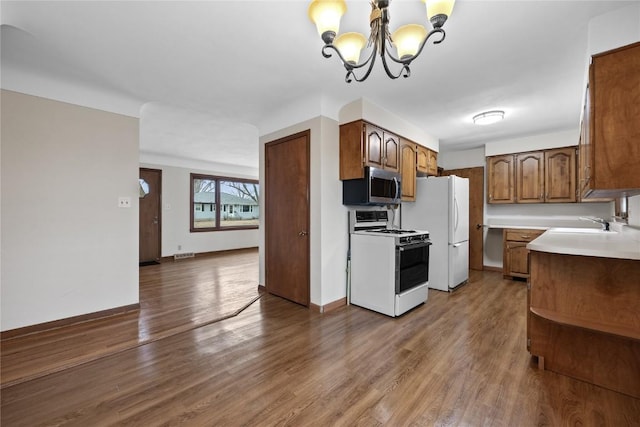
[118,197,131,208]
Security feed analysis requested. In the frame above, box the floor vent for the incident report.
[174,252,195,260]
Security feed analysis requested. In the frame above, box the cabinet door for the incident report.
[590,42,640,195]
[427,150,438,176]
[579,86,593,199]
[516,152,544,203]
[487,155,515,203]
[416,145,429,174]
[400,139,417,201]
[545,147,576,203]
[506,242,530,277]
[364,123,385,169]
[339,120,366,180]
[383,132,400,172]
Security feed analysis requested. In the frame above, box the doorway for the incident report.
[139,168,162,265]
[265,130,310,306]
[442,167,484,270]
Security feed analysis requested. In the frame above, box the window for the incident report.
[191,174,259,232]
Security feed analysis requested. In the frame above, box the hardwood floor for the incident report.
[2,260,639,425]
[0,248,260,388]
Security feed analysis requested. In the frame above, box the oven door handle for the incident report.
[398,241,432,251]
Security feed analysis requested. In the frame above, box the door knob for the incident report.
[476,224,483,230]
[298,231,308,236]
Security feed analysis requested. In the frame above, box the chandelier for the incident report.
[308,0,455,83]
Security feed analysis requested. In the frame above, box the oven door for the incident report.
[395,240,431,294]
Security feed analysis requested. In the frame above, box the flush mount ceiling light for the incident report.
[308,0,455,83]
[472,110,505,125]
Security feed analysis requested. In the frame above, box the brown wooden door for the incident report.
[516,151,544,203]
[487,155,515,203]
[545,147,577,203]
[139,168,161,264]
[442,167,484,271]
[265,131,310,306]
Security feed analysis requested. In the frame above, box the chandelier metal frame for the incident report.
[314,0,451,83]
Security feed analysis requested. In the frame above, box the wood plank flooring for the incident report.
[0,249,260,388]
[2,256,640,425]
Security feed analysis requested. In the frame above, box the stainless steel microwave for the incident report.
[343,166,401,206]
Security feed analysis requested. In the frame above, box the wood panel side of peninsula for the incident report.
[528,250,640,398]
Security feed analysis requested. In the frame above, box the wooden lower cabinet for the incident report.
[503,229,544,279]
[528,251,640,398]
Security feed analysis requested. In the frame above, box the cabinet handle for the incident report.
[521,235,531,239]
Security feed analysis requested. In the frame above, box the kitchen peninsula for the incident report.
[526,227,640,398]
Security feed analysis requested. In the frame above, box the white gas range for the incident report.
[348,209,431,317]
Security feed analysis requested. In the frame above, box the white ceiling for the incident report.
[1,1,636,171]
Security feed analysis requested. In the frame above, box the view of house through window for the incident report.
[191,174,259,231]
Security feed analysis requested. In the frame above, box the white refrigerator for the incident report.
[402,175,469,292]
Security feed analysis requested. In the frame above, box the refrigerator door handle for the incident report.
[452,243,462,248]
[454,197,459,232]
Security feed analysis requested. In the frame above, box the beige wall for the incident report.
[1,90,140,330]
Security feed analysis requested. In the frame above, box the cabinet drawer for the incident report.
[505,229,544,242]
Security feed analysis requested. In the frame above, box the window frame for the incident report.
[190,173,259,232]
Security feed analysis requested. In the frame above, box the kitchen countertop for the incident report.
[527,227,640,260]
[489,224,549,230]
[485,217,603,230]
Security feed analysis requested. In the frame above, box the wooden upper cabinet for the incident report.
[382,131,399,172]
[489,147,578,204]
[545,147,576,203]
[578,87,592,199]
[516,151,544,203]
[400,139,417,201]
[339,120,401,180]
[416,145,429,173]
[584,41,640,198]
[427,149,438,176]
[416,145,438,176]
[364,123,384,168]
[340,120,366,180]
[487,155,515,204]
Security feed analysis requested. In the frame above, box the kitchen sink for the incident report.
[549,227,618,234]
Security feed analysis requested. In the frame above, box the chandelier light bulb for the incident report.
[392,24,428,59]
[308,0,347,43]
[424,0,456,28]
[334,32,367,64]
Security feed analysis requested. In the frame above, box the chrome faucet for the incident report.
[579,217,610,231]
